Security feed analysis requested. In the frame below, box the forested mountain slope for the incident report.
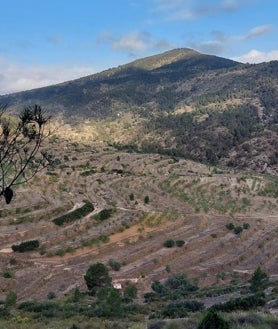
[1,48,277,172]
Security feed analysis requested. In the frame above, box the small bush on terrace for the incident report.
[93,208,114,221]
[233,226,243,235]
[154,300,204,319]
[145,274,199,302]
[226,223,234,230]
[175,240,185,247]
[163,239,175,248]
[12,240,39,252]
[108,259,121,271]
[52,200,94,226]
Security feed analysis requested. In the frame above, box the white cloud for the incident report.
[151,0,250,21]
[98,31,173,55]
[187,23,272,57]
[233,49,278,63]
[221,0,240,12]
[245,25,272,39]
[0,58,96,95]
[187,30,229,55]
[112,32,152,52]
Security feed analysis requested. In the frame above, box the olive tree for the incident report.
[0,104,51,204]
[84,262,112,295]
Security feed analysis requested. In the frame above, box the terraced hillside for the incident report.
[0,133,277,302]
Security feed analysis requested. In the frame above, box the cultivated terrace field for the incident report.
[0,126,277,329]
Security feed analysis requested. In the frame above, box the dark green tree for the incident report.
[163,239,175,248]
[84,262,112,295]
[5,291,17,309]
[144,195,150,204]
[0,104,51,204]
[197,310,230,329]
[95,287,123,317]
[108,259,121,271]
[72,287,83,302]
[102,289,123,317]
[123,284,138,302]
[250,266,269,292]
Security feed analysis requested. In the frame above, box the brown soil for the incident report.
[0,138,277,302]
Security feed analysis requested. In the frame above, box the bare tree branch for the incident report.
[0,104,52,204]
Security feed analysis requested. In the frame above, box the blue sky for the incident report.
[0,0,277,95]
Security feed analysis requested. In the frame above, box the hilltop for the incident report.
[0,48,240,118]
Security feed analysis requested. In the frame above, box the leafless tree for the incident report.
[0,104,52,204]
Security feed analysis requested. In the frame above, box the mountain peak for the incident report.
[125,48,200,71]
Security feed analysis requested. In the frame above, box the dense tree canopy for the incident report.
[84,262,112,295]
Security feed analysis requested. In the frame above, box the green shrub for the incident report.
[72,288,84,303]
[155,300,204,318]
[163,239,175,248]
[47,291,56,300]
[144,292,161,302]
[166,264,171,272]
[53,200,94,226]
[243,222,250,229]
[258,177,278,197]
[111,168,124,174]
[152,281,168,295]
[12,240,39,252]
[197,310,230,329]
[97,235,109,243]
[144,195,150,204]
[5,291,17,308]
[80,169,95,176]
[123,284,138,303]
[147,274,199,302]
[210,294,266,312]
[175,240,185,247]
[226,223,234,230]
[108,259,121,271]
[165,274,198,294]
[233,226,243,235]
[93,208,114,221]
[3,270,12,278]
[250,266,269,292]
[55,249,65,257]
[18,300,86,318]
